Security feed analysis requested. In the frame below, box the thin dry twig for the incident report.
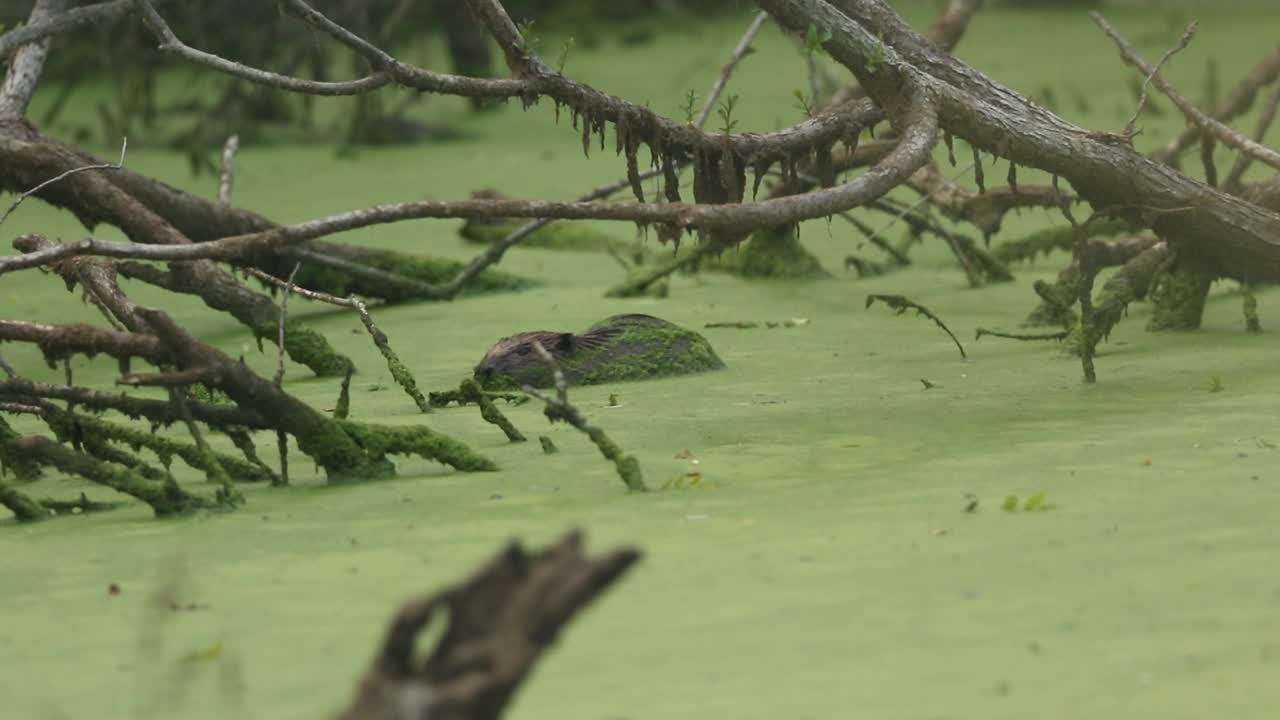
[0,137,127,227]
[695,11,769,127]
[1225,81,1280,191]
[1121,21,1197,139]
[1093,13,1280,172]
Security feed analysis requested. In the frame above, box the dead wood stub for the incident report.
[337,530,641,720]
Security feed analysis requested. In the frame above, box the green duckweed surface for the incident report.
[3,3,1280,718]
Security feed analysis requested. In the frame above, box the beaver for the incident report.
[474,313,725,389]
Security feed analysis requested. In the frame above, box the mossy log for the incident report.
[460,216,626,253]
[0,414,43,482]
[4,435,215,517]
[44,409,276,484]
[0,478,48,522]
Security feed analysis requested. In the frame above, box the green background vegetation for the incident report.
[3,1,1280,718]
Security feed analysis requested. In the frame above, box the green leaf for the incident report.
[1002,495,1019,512]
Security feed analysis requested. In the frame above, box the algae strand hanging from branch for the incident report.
[865,294,967,359]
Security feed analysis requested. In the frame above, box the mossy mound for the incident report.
[475,314,725,390]
[459,217,634,254]
[709,224,828,279]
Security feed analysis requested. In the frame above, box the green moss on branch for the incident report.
[0,479,48,522]
[337,421,498,475]
[459,379,525,442]
[4,435,217,517]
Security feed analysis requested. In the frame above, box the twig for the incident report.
[133,0,391,96]
[861,161,974,251]
[333,364,354,419]
[865,294,967,359]
[0,378,269,429]
[168,387,236,499]
[273,263,300,388]
[1122,21,1197,139]
[1152,46,1280,163]
[695,12,769,128]
[975,328,1069,342]
[276,246,446,300]
[1093,13,1280,172]
[522,342,645,492]
[240,266,429,413]
[1224,81,1280,191]
[218,134,239,206]
[0,137,126,227]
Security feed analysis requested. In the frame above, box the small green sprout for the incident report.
[555,37,574,73]
[793,89,815,118]
[803,23,831,55]
[516,19,539,51]
[680,88,699,125]
[717,93,740,135]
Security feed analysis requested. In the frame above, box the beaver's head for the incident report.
[474,330,577,389]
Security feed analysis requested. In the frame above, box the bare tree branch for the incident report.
[1093,13,1280,172]
[132,0,391,96]
[695,12,770,127]
[0,1,141,60]
[134,0,868,161]
[1152,45,1280,164]
[1224,81,1280,192]
[0,137,126,228]
[0,0,68,119]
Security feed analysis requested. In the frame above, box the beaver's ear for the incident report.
[555,333,576,352]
